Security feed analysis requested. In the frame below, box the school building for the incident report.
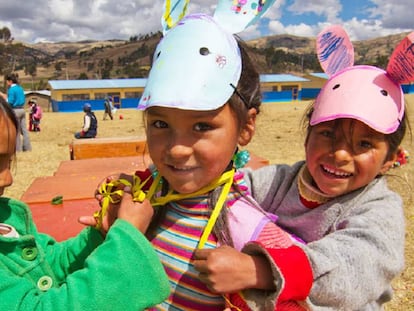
[43,75,414,112]
[47,74,310,112]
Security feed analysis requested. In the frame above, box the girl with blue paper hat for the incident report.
[91,0,312,310]
[230,26,412,309]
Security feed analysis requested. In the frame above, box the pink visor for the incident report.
[310,65,405,134]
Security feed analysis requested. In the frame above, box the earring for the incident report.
[392,147,410,168]
[232,149,250,169]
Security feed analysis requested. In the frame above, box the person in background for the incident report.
[0,96,170,310]
[103,95,114,120]
[74,103,97,139]
[0,73,32,151]
[28,99,42,132]
[28,100,34,132]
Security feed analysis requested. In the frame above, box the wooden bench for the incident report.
[69,136,148,160]
[23,150,269,241]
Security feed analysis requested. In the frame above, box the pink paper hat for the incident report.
[312,25,414,134]
[310,65,404,134]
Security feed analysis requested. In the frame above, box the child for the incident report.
[29,99,42,131]
[103,96,114,120]
[93,2,310,310]
[74,103,98,139]
[195,26,413,310]
[0,97,169,309]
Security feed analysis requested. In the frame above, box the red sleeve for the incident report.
[253,222,313,301]
[242,241,313,306]
[265,245,313,301]
[134,169,154,191]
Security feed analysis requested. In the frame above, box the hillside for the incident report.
[8,31,411,89]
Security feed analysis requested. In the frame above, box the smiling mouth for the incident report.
[168,164,196,172]
[321,165,353,178]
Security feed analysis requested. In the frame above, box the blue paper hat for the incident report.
[138,0,277,111]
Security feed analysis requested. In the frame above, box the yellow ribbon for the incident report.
[95,169,235,246]
[94,175,151,229]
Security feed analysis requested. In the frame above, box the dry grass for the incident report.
[4,97,413,309]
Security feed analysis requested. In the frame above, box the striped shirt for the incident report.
[149,172,248,311]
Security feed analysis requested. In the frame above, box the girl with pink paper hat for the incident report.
[213,26,412,309]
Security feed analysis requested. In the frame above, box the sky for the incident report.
[0,0,412,44]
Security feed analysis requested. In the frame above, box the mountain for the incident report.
[11,31,410,88]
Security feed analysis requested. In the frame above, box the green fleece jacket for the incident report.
[0,197,170,310]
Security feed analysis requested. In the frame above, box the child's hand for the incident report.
[193,246,276,293]
[192,246,259,293]
[118,191,154,233]
[94,173,134,203]
[78,204,119,235]
[79,188,154,235]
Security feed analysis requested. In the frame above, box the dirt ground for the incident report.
[5,97,413,309]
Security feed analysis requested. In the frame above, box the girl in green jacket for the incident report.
[0,97,169,310]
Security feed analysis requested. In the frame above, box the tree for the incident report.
[78,72,89,79]
[0,27,12,43]
[0,27,21,89]
[24,61,37,90]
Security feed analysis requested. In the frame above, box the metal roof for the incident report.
[260,74,309,83]
[48,78,148,90]
[48,74,308,91]
[309,72,329,79]
[24,90,51,96]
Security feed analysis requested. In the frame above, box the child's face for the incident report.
[145,104,244,194]
[305,118,396,197]
[0,115,15,197]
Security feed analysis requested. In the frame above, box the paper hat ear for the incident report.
[214,0,278,34]
[161,0,190,34]
[312,26,413,134]
[316,25,354,77]
[161,0,278,35]
[386,32,414,84]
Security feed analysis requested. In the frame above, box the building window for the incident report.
[95,92,121,99]
[125,91,142,98]
[62,94,90,101]
[281,85,298,91]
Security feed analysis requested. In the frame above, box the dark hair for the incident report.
[227,36,262,128]
[5,73,19,84]
[83,103,92,112]
[0,96,18,153]
[302,101,411,161]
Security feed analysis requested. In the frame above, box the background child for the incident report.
[74,102,98,139]
[28,99,42,131]
[103,95,114,120]
[195,26,413,310]
[0,97,169,310]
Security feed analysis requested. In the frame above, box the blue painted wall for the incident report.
[51,84,414,112]
[51,98,140,112]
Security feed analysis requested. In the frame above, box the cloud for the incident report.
[369,0,412,28]
[0,0,411,43]
[287,0,343,22]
